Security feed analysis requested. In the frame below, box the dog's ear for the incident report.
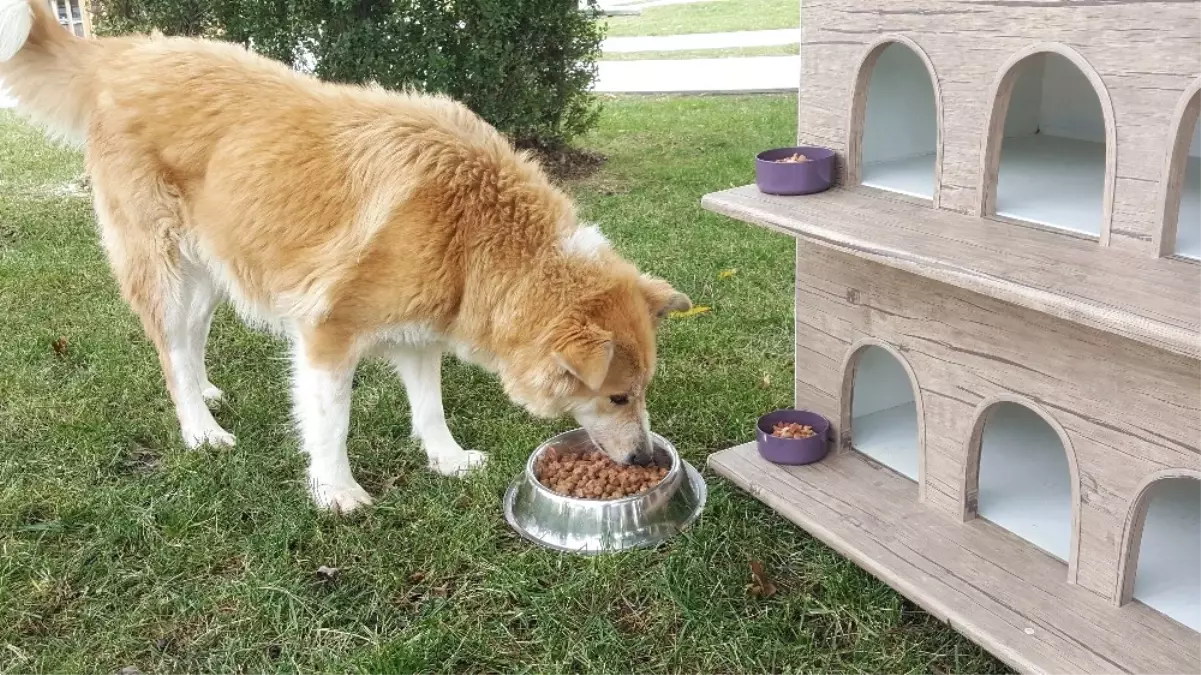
[639,275,692,320]
[550,321,615,391]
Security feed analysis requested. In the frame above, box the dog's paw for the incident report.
[311,480,374,513]
[201,383,225,405]
[428,449,488,477]
[183,425,236,449]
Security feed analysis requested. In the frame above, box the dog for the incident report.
[0,0,690,512]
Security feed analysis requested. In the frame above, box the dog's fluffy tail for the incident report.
[0,0,99,144]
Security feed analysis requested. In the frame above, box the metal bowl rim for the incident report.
[502,458,708,555]
[522,428,682,506]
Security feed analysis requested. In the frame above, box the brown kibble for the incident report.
[534,447,670,500]
[771,421,817,439]
[773,152,809,164]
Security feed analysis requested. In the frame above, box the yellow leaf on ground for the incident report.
[718,268,738,280]
[669,305,711,319]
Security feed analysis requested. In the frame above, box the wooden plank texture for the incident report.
[787,244,1200,599]
[796,0,1201,255]
[702,185,1201,359]
[709,443,1201,675]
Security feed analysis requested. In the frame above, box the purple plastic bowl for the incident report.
[756,409,831,466]
[755,146,836,196]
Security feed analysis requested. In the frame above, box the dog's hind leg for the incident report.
[93,183,236,449]
[183,261,224,404]
[388,345,487,477]
[290,327,373,512]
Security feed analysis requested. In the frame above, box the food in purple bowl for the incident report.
[754,146,836,196]
[755,409,831,465]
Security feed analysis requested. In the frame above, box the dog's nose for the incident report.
[626,441,655,467]
[625,451,652,467]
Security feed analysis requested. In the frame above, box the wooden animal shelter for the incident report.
[702,2,1201,673]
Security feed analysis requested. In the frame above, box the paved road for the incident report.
[595,55,798,93]
[603,28,798,53]
[0,25,801,106]
[596,0,719,10]
[598,28,799,94]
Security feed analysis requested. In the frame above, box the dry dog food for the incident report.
[773,152,809,164]
[535,446,669,500]
[771,421,816,439]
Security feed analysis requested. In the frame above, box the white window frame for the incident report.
[48,0,88,37]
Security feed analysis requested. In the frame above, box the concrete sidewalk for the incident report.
[596,0,719,10]
[594,55,798,93]
[603,28,799,53]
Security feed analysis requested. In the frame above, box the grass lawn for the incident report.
[0,95,1007,674]
[604,0,799,37]
[602,44,797,61]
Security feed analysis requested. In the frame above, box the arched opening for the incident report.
[981,47,1114,238]
[843,344,922,483]
[1158,83,1200,260]
[1121,476,1200,630]
[968,401,1076,565]
[850,39,941,203]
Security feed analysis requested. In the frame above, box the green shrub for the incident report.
[92,0,604,147]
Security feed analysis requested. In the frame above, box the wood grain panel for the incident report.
[709,443,1200,674]
[703,185,1201,358]
[796,0,1201,254]
[789,245,1201,599]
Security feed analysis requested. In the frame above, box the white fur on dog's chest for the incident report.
[362,323,498,369]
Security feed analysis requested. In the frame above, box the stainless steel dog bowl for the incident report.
[503,428,707,554]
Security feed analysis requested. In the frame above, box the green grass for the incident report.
[602,44,797,61]
[0,96,1007,674]
[604,0,799,38]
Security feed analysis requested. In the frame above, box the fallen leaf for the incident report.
[669,305,711,319]
[51,337,69,357]
[315,565,340,581]
[747,559,777,599]
[718,268,738,280]
[408,571,426,583]
[759,373,772,389]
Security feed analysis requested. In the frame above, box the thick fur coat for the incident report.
[0,0,690,511]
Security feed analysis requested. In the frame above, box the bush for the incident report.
[92,0,604,147]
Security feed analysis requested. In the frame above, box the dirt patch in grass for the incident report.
[519,142,607,183]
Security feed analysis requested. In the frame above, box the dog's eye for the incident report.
[609,394,630,406]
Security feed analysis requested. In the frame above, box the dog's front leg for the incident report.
[291,333,373,513]
[388,345,487,476]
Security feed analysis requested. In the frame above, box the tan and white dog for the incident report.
[0,0,690,512]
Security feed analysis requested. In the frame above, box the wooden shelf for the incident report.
[708,443,1200,674]
[701,185,1201,359]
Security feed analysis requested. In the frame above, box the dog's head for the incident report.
[504,273,691,465]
